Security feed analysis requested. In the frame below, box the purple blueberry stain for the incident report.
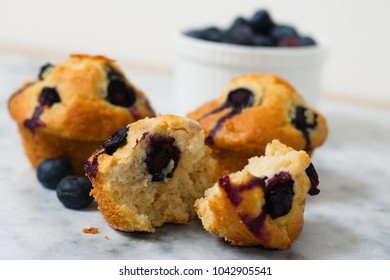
[84,150,103,180]
[219,175,266,207]
[291,105,318,151]
[198,88,254,145]
[23,106,46,133]
[23,87,61,134]
[305,163,320,195]
[219,174,269,242]
[133,132,150,149]
[129,106,142,121]
[219,171,297,241]
[84,127,129,179]
[145,135,181,182]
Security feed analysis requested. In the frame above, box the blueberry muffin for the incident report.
[85,114,217,232]
[187,73,328,174]
[195,140,320,249]
[8,54,155,175]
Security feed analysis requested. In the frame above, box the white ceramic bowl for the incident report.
[174,32,328,115]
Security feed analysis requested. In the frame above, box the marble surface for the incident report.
[1,52,389,260]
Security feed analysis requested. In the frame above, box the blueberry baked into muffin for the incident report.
[8,55,155,175]
[195,140,320,249]
[85,114,217,232]
[188,73,328,174]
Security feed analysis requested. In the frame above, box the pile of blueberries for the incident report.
[37,158,93,210]
[185,10,316,47]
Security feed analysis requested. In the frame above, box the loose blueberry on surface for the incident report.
[38,63,54,80]
[37,158,74,189]
[102,127,129,155]
[39,87,61,107]
[250,10,275,34]
[145,135,181,182]
[300,36,316,46]
[56,176,93,209]
[265,172,295,219]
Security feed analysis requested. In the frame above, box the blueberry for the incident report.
[105,66,137,108]
[38,63,54,80]
[291,106,318,150]
[265,172,295,219]
[56,176,93,209]
[224,20,256,46]
[228,17,250,30]
[253,35,275,47]
[185,27,224,42]
[250,10,274,34]
[37,158,74,189]
[278,37,301,47]
[39,87,61,107]
[300,36,316,46]
[102,127,129,155]
[185,29,205,40]
[305,163,320,195]
[226,88,254,109]
[145,135,181,182]
[107,79,136,107]
[271,25,299,42]
[200,27,224,42]
[184,12,316,48]
[200,88,255,145]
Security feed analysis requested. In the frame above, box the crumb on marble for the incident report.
[105,235,110,240]
[82,227,99,234]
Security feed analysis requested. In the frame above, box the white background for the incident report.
[0,0,389,103]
